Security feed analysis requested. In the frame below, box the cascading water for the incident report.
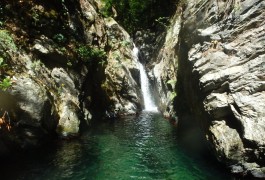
[133,45,158,111]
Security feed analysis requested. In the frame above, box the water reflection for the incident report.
[0,112,231,180]
[52,142,83,178]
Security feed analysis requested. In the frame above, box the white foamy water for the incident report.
[133,45,157,112]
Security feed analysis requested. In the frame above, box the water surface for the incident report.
[1,112,231,180]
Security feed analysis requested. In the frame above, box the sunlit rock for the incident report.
[177,0,265,176]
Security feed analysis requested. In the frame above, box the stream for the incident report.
[1,112,232,180]
[0,46,232,180]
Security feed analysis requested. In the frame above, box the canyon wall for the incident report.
[0,0,141,154]
[148,0,264,177]
[174,0,265,177]
[1,0,264,178]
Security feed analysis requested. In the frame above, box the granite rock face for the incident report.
[0,0,141,152]
[176,0,265,177]
[151,11,181,118]
[102,18,142,116]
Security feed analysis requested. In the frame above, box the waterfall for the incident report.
[133,45,158,112]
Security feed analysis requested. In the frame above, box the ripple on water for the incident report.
[0,112,232,180]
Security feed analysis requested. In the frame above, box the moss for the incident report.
[0,30,17,51]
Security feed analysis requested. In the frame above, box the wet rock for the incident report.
[151,11,181,117]
[10,77,55,130]
[57,94,80,136]
[2,76,57,148]
[204,93,234,119]
[51,68,81,136]
[103,18,142,115]
[175,0,265,176]
[209,120,244,162]
[0,0,141,154]
[33,43,49,54]
[80,0,107,47]
[230,164,244,174]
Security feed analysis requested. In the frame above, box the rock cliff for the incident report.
[1,0,264,177]
[151,11,181,119]
[0,0,141,154]
[174,0,265,177]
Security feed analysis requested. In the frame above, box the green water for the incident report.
[1,112,232,180]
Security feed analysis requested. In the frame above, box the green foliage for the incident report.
[167,79,176,89]
[100,1,113,17]
[57,83,65,95]
[44,9,58,19]
[112,51,121,61]
[0,57,7,75]
[31,60,43,72]
[58,47,67,54]
[66,60,73,67]
[0,57,7,68]
[120,40,131,47]
[233,2,241,12]
[155,17,170,28]
[0,30,17,51]
[0,21,4,28]
[91,48,107,61]
[169,91,177,101]
[53,33,66,44]
[102,0,176,34]
[0,77,12,91]
[167,79,177,100]
[77,46,91,61]
[31,9,40,26]
[76,45,106,63]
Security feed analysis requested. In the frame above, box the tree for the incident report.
[102,0,177,34]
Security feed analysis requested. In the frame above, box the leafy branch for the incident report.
[0,77,12,91]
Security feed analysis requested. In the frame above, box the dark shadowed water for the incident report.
[0,112,232,180]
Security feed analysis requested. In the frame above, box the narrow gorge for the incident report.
[0,0,264,179]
